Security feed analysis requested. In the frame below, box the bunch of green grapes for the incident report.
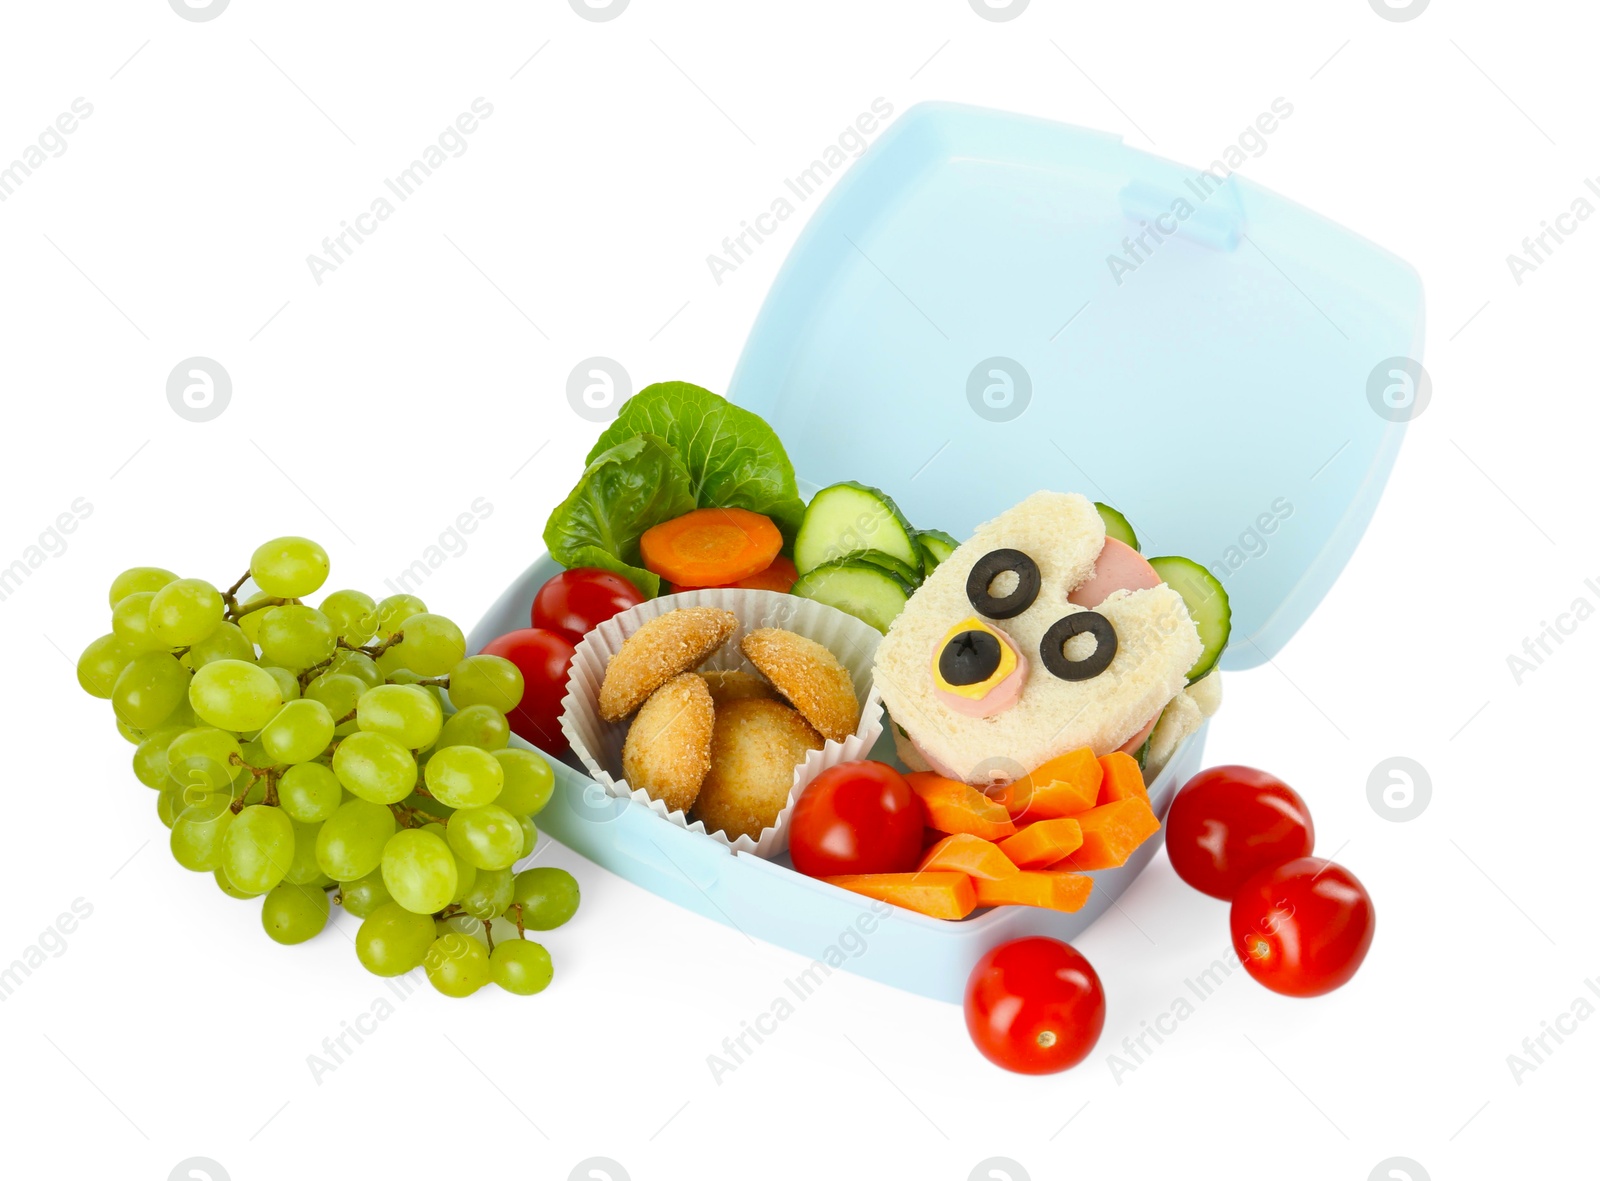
[78,536,578,998]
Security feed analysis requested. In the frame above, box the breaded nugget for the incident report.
[702,668,777,708]
[692,699,823,841]
[621,673,715,814]
[739,627,859,743]
[599,606,738,722]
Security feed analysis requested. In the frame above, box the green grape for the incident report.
[148,578,224,647]
[238,736,272,769]
[320,589,377,645]
[251,536,330,598]
[166,727,244,786]
[381,828,457,915]
[259,665,301,701]
[187,621,255,668]
[512,867,580,930]
[357,684,443,749]
[356,903,435,976]
[279,762,341,823]
[375,594,427,638]
[215,868,259,899]
[447,655,523,713]
[381,613,464,677]
[189,659,283,731]
[490,939,552,996]
[283,820,326,884]
[116,718,144,744]
[493,749,554,817]
[327,649,382,688]
[424,745,504,809]
[260,699,336,764]
[424,932,489,997]
[257,605,336,671]
[402,791,453,823]
[113,652,191,729]
[237,595,274,645]
[332,731,416,805]
[223,804,296,894]
[261,882,330,943]
[449,856,478,905]
[157,782,187,828]
[435,704,509,752]
[170,794,235,871]
[111,591,166,653]
[337,871,392,918]
[109,565,177,607]
[459,866,514,920]
[77,633,134,698]
[306,672,364,735]
[315,799,395,880]
[446,804,523,871]
[518,815,537,859]
[132,724,187,788]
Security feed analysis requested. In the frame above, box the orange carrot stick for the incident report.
[997,818,1085,870]
[1056,798,1161,871]
[917,833,1019,880]
[1097,751,1148,805]
[975,871,1093,913]
[906,772,1017,840]
[823,872,977,920]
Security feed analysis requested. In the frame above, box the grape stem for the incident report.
[509,902,526,938]
[227,755,281,813]
[333,708,357,725]
[482,919,496,952]
[412,676,450,688]
[296,631,405,688]
[220,569,251,612]
[228,595,293,622]
[389,801,445,829]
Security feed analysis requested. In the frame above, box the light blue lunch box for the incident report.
[467,102,1424,1004]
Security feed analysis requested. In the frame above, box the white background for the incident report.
[1,1,1593,1179]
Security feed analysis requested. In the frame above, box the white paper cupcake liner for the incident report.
[560,587,885,858]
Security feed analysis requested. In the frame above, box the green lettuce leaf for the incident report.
[541,433,697,597]
[586,381,806,540]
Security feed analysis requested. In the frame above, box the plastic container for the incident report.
[468,102,1424,1002]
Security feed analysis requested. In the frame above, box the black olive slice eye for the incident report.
[1039,612,1118,681]
[966,549,1041,620]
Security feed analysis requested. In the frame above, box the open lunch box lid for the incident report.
[470,103,1423,1002]
[727,101,1426,668]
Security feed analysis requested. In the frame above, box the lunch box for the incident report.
[468,102,1424,1003]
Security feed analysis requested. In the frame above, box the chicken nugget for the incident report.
[621,673,714,815]
[599,606,738,722]
[692,699,823,841]
[740,627,860,743]
[702,669,777,708]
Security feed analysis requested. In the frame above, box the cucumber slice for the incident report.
[914,529,959,572]
[1147,555,1231,681]
[1094,502,1140,552]
[791,559,911,634]
[795,482,920,577]
[845,549,923,588]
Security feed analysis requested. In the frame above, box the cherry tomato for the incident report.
[789,760,925,877]
[532,568,644,641]
[1230,857,1375,997]
[1165,765,1315,899]
[479,628,577,756]
[965,937,1105,1074]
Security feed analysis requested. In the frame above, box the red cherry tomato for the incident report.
[789,760,925,877]
[965,937,1105,1074]
[532,568,644,641]
[1165,765,1315,899]
[1230,857,1375,997]
[479,628,577,756]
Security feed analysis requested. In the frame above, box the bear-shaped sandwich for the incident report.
[873,491,1220,787]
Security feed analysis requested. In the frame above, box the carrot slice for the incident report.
[824,872,977,920]
[906,772,1017,840]
[1056,798,1161,871]
[992,747,1103,820]
[1097,751,1148,805]
[917,833,1019,880]
[997,818,1084,869]
[666,555,799,595]
[640,507,782,587]
[975,870,1093,913]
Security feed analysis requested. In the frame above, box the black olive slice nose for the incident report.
[1040,612,1118,681]
[966,549,1041,619]
[938,629,1003,686]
